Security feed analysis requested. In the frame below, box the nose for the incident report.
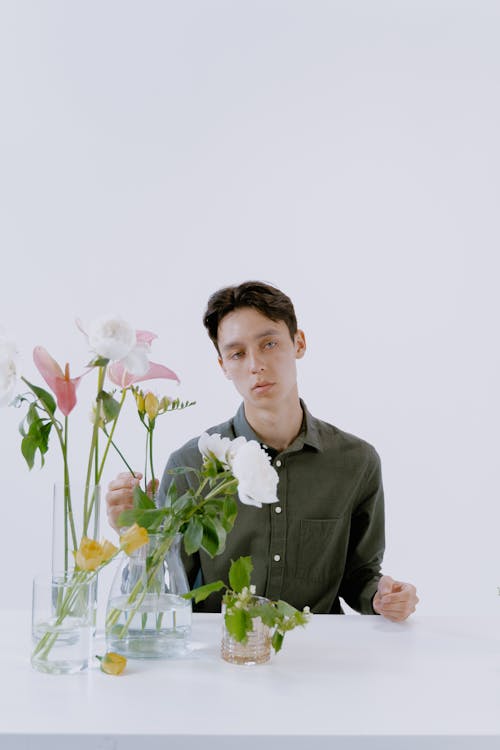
[248,349,265,373]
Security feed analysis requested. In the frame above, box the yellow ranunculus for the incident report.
[144,392,159,421]
[120,523,149,555]
[97,652,127,676]
[100,539,119,562]
[75,537,105,571]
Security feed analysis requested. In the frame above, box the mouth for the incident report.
[252,382,274,393]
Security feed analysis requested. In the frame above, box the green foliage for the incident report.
[19,402,53,469]
[228,556,253,593]
[87,356,109,367]
[183,517,203,555]
[97,390,121,421]
[271,630,284,653]
[182,579,226,603]
[23,380,56,416]
[201,517,223,556]
[225,607,252,644]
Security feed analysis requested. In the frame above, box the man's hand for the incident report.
[372,575,419,622]
[106,471,143,532]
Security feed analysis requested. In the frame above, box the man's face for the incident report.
[217,307,306,408]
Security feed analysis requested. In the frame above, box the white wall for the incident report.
[1,0,499,615]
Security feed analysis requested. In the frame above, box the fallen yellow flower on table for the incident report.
[120,523,149,554]
[97,652,127,676]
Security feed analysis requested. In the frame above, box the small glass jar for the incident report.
[221,596,272,665]
[31,573,94,675]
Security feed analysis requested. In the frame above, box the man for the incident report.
[107,281,418,621]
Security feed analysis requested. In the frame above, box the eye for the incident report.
[230,351,244,360]
[264,340,277,350]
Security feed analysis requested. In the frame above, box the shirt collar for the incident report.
[232,399,322,453]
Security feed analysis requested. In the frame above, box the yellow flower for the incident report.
[120,523,149,555]
[75,537,105,571]
[134,389,145,415]
[159,396,170,412]
[100,539,119,562]
[144,392,159,421]
[97,652,127,676]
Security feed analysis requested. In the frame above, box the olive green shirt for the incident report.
[158,401,384,615]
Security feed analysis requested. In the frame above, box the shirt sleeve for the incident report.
[337,447,385,614]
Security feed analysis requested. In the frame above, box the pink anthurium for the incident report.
[108,359,179,388]
[108,330,179,388]
[33,346,85,416]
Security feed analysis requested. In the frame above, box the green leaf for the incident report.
[24,379,56,416]
[20,412,52,469]
[97,390,121,421]
[271,630,284,653]
[118,507,165,531]
[171,492,196,516]
[183,517,204,555]
[275,600,299,618]
[166,480,178,506]
[248,602,278,628]
[182,580,226,603]
[200,517,220,557]
[133,484,157,509]
[222,478,239,495]
[228,556,253,594]
[21,435,37,469]
[221,496,238,531]
[225,608,252,643]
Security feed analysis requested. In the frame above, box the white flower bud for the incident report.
[0,335,18,406]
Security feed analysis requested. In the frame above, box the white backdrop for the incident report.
[1,0,499,616]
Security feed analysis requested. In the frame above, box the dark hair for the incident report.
[203,281,298,353]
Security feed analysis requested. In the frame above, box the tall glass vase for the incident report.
[52,483,101,577]
[105,533,192,659]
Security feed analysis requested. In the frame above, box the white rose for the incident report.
[0,336,18,406]
[87,315,136,361]
[119,341,150,376]
[230,440,279,508]
[198,432,233,466]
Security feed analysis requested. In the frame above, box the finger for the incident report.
[377,575,395,596]
[379,600,417,618]
[107,473,142,491]
[146,478,159,496]
[379,591,415,606]
[106,490,135,508]
[107,503,131,531]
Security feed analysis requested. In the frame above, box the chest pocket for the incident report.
[295,517,349,583]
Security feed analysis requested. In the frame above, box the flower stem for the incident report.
[83,365,106,534]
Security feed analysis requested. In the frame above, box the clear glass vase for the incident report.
[221,596,272,665]
[31,573,94,674]
[105,533,192,659]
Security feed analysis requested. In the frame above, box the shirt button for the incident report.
[275,459,282,467]
[275,506,282,514]
[273,554,281,562]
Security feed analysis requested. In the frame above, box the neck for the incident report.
[244,393,303,452]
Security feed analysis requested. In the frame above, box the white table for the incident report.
[1,612,499,749]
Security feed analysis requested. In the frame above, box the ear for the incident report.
[294,330,306,360]
[218,356,232,380]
